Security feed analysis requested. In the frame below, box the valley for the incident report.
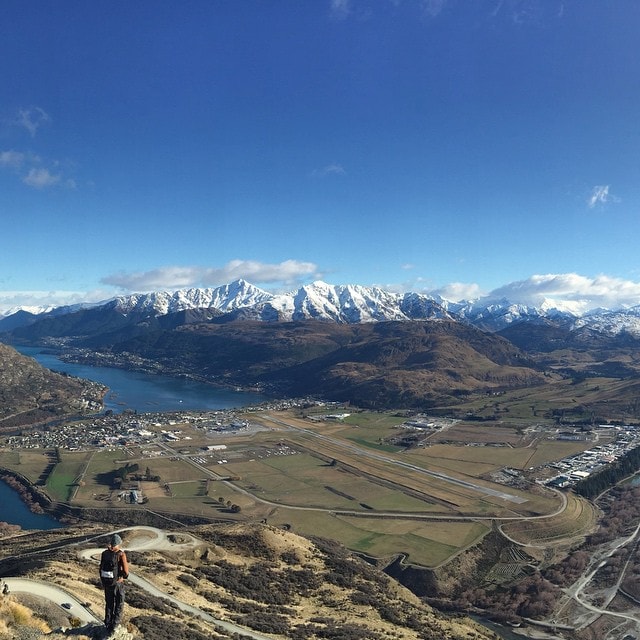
[1,399,639,639]
[3,401,640,637]
[2,284,640,638]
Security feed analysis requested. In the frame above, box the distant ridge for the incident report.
[4,280,640,413]
[4,278,640,335]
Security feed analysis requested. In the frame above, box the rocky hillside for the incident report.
[0,343,105,432]
[0,522,496,640]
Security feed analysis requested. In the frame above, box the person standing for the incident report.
[99,533,129,633]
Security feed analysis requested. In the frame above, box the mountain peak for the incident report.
[5,280,640,336]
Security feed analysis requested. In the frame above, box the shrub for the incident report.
[235,611,291,635]
[125,586,176,615]
[177,572,199,588]
[132,615,214,640]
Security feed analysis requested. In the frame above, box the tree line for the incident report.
[574,443,640,499]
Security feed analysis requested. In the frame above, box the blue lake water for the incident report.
[15,345,268,414]
[0,479,63,530]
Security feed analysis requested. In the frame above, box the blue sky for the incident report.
[1,0,640,314]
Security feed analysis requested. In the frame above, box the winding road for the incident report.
[2,577,100,625]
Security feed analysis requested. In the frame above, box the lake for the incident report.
[0,479,63,530]
[15,346,268,414]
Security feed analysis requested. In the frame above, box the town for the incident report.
[3,402,640,495]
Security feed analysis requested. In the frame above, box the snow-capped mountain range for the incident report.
[4,279,640,336]
[108,279,451,324]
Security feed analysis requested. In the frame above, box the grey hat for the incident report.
[109,534,122,547]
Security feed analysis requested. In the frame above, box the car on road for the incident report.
[61,602,72,610]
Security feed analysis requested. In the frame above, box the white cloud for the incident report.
[101,259,320,292]
[0,150,26,169]
[492,0,566,25]
[431,282,485,302]
[312,163,346,177]
[0,106,76,189]
[588,184,619,208]
[329,0,351,20]
[22,167,61,189]
[329,0,564,24]
[5,271,640,316]
[18,106,50,137]
[0,151,73,189]
[0,289,110,316]
[488,273,640,311]
[400,272,640,311]
[420,0,447,18]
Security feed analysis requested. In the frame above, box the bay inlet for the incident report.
[15,346,268,414]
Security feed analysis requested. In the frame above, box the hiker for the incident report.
[99,533,129,633]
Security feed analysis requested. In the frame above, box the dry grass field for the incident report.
[500,492,599,546]
[0,449,50,483]
[226,452,446,512]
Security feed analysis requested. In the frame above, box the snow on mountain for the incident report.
[446,296,580,331]
[2,305,55,317]
[8,279,640,335]
[112,279,272,315]
[262,281,452,323]
[572,305,640,336]
[538,297,590,316]
[94,280,455,324]
[290,282,408,322]
[399,291,454,321]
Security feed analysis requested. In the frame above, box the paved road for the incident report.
[568,520,640,629]
[2,577,100,624]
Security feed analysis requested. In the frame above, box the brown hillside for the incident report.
[0,522,496,640]
[114,320,546,408]
[0,343,105,432]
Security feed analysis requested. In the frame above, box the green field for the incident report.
[227,452,445,513]
[45,453,91,501]
[0,449,49,483]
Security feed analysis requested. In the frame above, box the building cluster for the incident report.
[545,424,640,488]
[3,409,251,451]
[1,398,324,452]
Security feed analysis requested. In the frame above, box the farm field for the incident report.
[45,451,92,502]
[259,413,561,516]
[0,407,599,567]
[226,452,445,513]
[265,507,491,567]
[0,449,47,484]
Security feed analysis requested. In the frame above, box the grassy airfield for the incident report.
[0,407,599,567]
